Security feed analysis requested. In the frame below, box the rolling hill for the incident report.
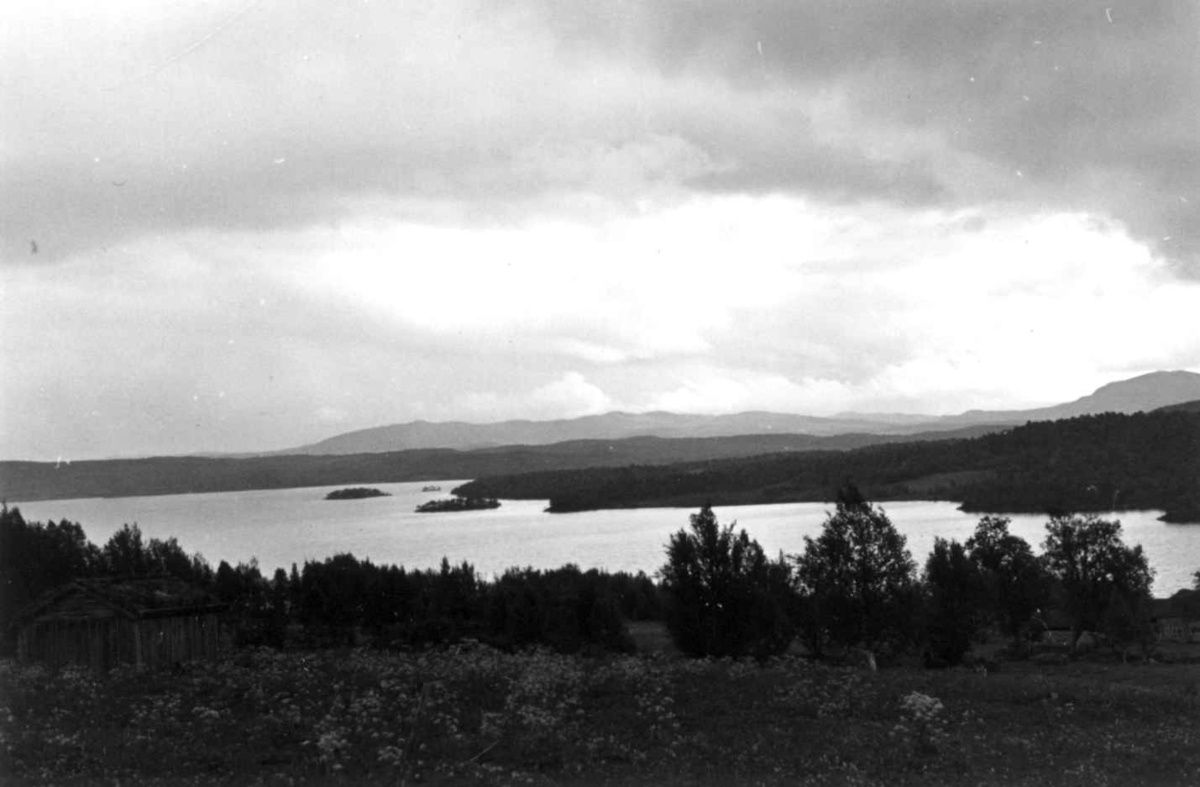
[0,425,998,503]
[280,370,1200,455]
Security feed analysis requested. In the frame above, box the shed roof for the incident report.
[1152,589,1200,620]
[15,577,226,626]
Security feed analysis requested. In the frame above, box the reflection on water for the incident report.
[14,481,1198,594]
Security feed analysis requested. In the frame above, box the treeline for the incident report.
[0,432,983,503]
[0,450,495,502]
[0,509,213,633]
[455,411,1200,522]
[6,495,1195,666]
[0,505,658,656]
[0,425,1044,504]
[657,486,1185,664]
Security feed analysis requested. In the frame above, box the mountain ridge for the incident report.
[282,370,1200,456]
[3,390,1196,505]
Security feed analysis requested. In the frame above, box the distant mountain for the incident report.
[279,411,934,455]
[921,370,1200,428]
[284,370,1200,455]
[1066,371,1200,414]
[6,377,1196,505]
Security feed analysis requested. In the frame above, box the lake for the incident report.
[12,480,1199,594]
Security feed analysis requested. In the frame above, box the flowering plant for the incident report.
[894,691,946,756]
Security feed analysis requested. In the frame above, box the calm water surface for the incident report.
[14,480,1199,594]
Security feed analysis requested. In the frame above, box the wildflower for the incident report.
[896,691,947,757]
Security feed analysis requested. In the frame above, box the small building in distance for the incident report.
[1152,589,1200,643]
[14,577,227,671]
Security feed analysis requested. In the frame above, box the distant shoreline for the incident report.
[3,410,1196,525]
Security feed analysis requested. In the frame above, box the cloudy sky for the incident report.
[2,0,1198,461]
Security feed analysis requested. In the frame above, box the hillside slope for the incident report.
[930,370,1200,428]
[0,425,997,502]
[456,410,1200,523]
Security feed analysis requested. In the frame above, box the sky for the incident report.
[2,0,1199,461]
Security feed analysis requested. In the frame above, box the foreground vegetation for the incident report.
[3,490,1192,662]
[4,646,1199,786]
[3,486,1200,785]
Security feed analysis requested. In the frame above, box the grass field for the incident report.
[2,643,1199,786]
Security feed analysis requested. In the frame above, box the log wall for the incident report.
[16,613,225,672]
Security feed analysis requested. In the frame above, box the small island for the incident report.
[324,487,391,501]
[421,485,443,492]
[415,496,500,513]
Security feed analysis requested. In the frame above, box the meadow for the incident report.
[3,644,1199,787]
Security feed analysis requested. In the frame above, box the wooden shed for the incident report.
[1152,589,1200,644]
[14,577,228,671]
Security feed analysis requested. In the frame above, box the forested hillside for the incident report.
[455,411,1200,522]
[0,427,996,502]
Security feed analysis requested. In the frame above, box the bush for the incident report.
[484,565,635,654]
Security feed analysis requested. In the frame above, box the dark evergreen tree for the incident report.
[1,506,102,651]
[267,567,290,647]
[102,523,150,576]
[145,535,212,584]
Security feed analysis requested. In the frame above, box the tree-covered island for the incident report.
[324,487,391,500]
[415,495,500,513]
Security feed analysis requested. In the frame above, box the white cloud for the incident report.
[865,212,1200,406]
[314,406,350,425]
[549,339,629,365]
[454,372,613,421]
[3,189,1199,459]
[644,370,855,415]
[531,372,613,415]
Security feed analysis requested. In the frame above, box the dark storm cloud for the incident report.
[537,0,1200,271]
[2,0,1196,271]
